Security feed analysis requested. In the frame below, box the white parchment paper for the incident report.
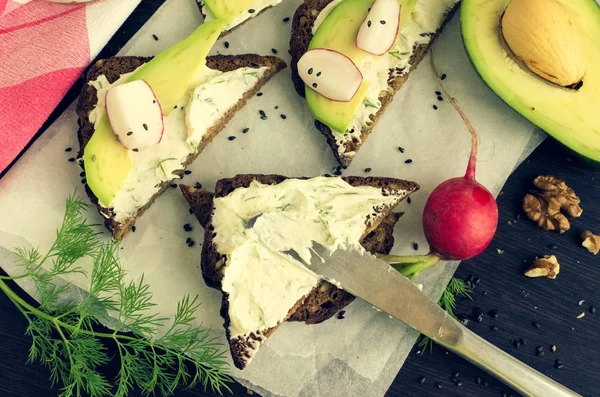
[0,1,545,396]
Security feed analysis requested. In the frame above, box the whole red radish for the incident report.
[422,84,498,261]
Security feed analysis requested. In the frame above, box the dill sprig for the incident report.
[416,277,472,354]
[0,194,231,397]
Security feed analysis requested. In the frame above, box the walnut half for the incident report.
[582,231,600,255]
[523,176,582,233]
[525,255,560,279]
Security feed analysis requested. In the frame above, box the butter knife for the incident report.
[291,242,581,397]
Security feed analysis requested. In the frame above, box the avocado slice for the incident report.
[84,19,226,208]
[203,0,255,21]
[462,0,600,162]
[306,0,413,133]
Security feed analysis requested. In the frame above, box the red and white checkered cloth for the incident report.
[0,0,140,174]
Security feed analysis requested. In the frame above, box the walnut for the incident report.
[581,231,600,255]
[524,255,560,279]
[523,176,582,233]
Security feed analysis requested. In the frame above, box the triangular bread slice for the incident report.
[289,0,459,168]
[181,174,419,369]
[76,55,286,240]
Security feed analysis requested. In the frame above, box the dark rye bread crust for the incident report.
[181,174,419,368]
[290,0,458,168]
[76,55,286,240]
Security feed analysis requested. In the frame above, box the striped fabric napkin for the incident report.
[0,0,141,174]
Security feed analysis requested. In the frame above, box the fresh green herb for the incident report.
[0,195,231,397]
[204,97,215,106]
[156,158,177,178]
[363,99,380,109]
[416,277,472,354]
[388,50,409,60]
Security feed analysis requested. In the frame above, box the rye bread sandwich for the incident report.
[76,20,286,240]
[290,0,460,168]
[181,174,419,369]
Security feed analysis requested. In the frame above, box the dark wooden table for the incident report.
[1,1,598,396]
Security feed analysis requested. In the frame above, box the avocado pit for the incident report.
[500,0,586,88]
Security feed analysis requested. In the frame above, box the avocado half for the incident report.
[461,0,600,163]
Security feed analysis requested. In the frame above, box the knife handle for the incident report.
[447,325,581,397]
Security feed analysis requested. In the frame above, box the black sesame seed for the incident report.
[435,91,441,95]
[127,131,133,136]
[337,310,345,319]
[308,68,313,75]
[412,242,419,251]
[398,146,405,153]
[186,237,191,244]
[180,106,184,111]
[184,170,192,175]
[152,34,159,41]
[437,96,443,101]
[180,174,185,179]
[188,240,195,247]
[153,100,156,104]
[433,105,438,110]
[132,226,136,232]
[261,116,268,120]
[259,110,266,117]
[407,197,412,204]
[367,20,372,27]
[79,171,86,177]
[189,208,194,214]
[271,48,278,54]
[257,92,263,96]
[435,383,443,389]
[248,8,255,13]
[228,136,236,141]
[283,16,290,22]
[441,74,447,80]
[405,159,413,164]
[174,105,178,109]
[275,105,279,109]
[280,114,287,119]
[184,223,192,232]
[549,244,559,249]
[132,148,139,152]
[194,182,202,189]
[68,158,75,162]
[364,168,372,173]
[316,71,322,77]
[81,179,86,184]
[65,147,72,152]
[170,184,177,188]
[590,306,596,314]
[418,376,426,384]
[488,309,499,319]
[224,41,229,48]
[312,83,318,88]
[380,20,386,25]
[532,321,541,329]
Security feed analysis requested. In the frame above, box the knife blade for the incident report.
[287,242,581,397]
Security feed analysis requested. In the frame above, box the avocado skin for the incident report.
[461,0,600,164]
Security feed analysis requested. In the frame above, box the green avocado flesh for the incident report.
[462,0,600,162]
[306,0,412,133]
[84,19,226,208]
[203,0,255,21]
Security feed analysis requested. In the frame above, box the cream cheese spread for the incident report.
[89,66,268,222]
[200,0,283,32]
[211,177,402,349]
[311,0,460,158]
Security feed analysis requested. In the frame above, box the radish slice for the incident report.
[356,0,401,56]
[105,80,164,151]
[298,48,363,102]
